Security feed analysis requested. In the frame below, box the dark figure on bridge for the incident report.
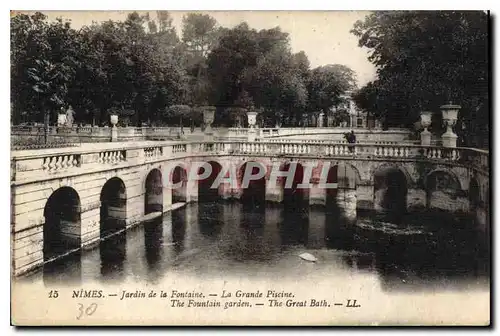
[347,130,356,153]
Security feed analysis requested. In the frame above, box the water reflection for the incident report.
[172,208,187,255]
[281,204,309,247]
[43,251,82,285]
[144,217,163,267]
[198,202,223,239]
[100,232,126,280]
[34,201,489,293]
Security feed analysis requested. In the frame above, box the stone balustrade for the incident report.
[12,125,414,144]
[144,146,163,160]
[42,154,81,172]
[97,150,126,165]
[10,140,488,185]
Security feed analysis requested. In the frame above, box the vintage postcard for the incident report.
[10,10,490,326]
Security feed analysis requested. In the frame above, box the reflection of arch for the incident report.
[144,217,163,267]
[171,165,187,203]
[43,187,81,260]
[239,161,266,206]
[373,166,407,214]
[469,177,480,211]
[99,232,126,278]
[100,177,127,237]
[172,207,187,254]
[145,169,163,214]
[198,161,222,202]
[282,162,309,205]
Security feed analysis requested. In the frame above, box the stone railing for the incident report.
[11,140,488,185]
[42,154,81,172]
[262,138,421,145]
[12,125,416,146]
[144,146,163,160]
[97,150,126,165]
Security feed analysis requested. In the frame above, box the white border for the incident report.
[2,1,498,334]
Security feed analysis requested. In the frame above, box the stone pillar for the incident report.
[308,207,326,248]
[265,176,283,203]
[219,181,233,200]
[163,186,173,210]
[309,182,326,206]
[317,113,324,127]
[110,114,118,142]
[247,111,259,142]
[203,107,215,141]
[420,111,432,146]
[186,178,198,203]
[336,189,357,224]
[440,103,460,148]
[335,163,357,224]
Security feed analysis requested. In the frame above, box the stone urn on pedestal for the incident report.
[247,111,259,142]
[318,112,324,128]
[440,102,460,148]
[419,111,432,146]
[57,113,67,127]
[110,114,118,142]
[203,107,216,140]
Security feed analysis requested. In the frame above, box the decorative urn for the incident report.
[440,102,460,148]
[419,111,433,146]
[57,113,67,126]
[110,114,119,127]
[247,111,259,128]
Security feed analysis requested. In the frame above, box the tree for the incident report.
[306,64,356,116]
[165,104,193,133]
[207,23,308,126]
[182,13,219,58]
[351,11,489,147]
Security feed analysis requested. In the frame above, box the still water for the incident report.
[29,201,489,293]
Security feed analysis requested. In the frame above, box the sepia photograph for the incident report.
[9,8,491,326]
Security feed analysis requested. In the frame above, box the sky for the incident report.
[17,10,378,88]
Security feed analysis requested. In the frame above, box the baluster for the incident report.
[54,156,61,170]
[48,157,55,171]
[66,155,73,168]
[42,157,49,170]
[60,155,67,169]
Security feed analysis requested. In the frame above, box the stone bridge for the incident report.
[11,140,489,276]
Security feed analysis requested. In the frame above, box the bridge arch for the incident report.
[43,186,81,260]
[424,169,462,211]
[198,160,223,202]
[373,165,408,215]
[145,169,163,214]
[100,177,127,238]
[238,161,267,206]
[171,165,188,203]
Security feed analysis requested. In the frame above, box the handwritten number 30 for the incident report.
[76,303,98,320]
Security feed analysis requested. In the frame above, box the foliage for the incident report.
[351,11,489,147]
[11,11,357,129]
